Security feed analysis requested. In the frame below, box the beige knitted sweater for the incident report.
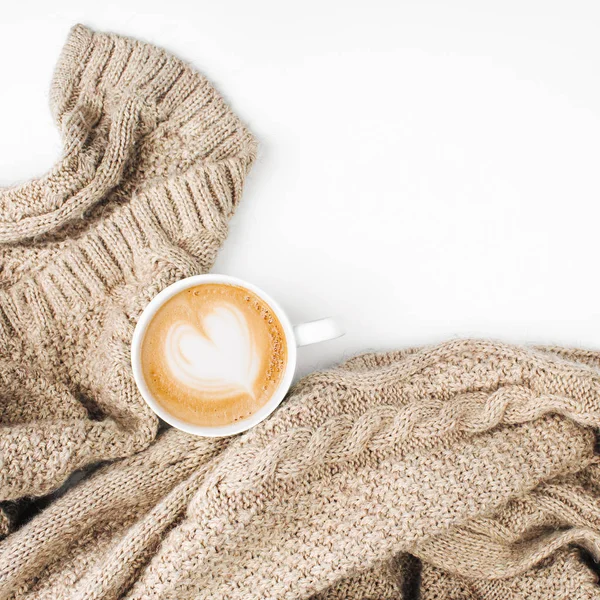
[2,26,600,600]
[0,24,255,528]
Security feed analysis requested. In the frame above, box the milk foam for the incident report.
[164,303,261,399]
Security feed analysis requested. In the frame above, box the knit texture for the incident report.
[2,24,600,600]
[0,24,256,529]
[1,340,600,598]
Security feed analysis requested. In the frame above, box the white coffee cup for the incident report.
[131,274,344,437]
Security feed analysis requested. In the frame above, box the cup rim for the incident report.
[131,274,297,437]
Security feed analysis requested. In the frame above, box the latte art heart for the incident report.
[165,305,261,398]
[141,283,288,427]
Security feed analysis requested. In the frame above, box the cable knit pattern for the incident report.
[0,24,256,526]
[1,339,600,599]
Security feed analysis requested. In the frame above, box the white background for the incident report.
[2,1,600,379]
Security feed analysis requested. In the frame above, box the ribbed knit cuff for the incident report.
[51,25,255,159]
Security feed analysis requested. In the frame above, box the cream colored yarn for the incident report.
[1,340,600,599]
[0,24,256,529]
[2,24,600,600]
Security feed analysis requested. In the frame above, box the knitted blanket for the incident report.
[1,26,600,600]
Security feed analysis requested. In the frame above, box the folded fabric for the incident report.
[0,24,256,530]
[2,340,599,598]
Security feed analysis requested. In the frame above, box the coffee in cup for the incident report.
[132,275,343,436]
[140,283,287,427]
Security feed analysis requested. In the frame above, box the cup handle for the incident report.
[293,318,344,347]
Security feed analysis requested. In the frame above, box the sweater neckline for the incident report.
[0,25,150,245]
